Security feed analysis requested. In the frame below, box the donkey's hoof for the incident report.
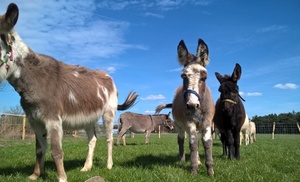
[197,160,202,166]
[28,174,38,180]
[80,166,91,172]
[207,168,214,176]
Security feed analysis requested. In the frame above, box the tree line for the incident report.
[251,111,300,124]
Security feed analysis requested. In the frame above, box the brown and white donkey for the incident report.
[156,39,215,176]
[0,3,138,182]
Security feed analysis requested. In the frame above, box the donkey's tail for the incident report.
[155,103,172,114]
[117,91,139,110]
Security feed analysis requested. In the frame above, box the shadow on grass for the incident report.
[121,152,209,172]
[0,158,86,179]
[120,153,179,169]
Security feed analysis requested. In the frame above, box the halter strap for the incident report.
[222,99,237,104]
[184,89,201,101]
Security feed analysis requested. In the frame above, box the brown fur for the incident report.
[116,112,173,145]
[0,3,138,182]
[156,39,214,176]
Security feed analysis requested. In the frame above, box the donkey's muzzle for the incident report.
[184,89,201,111]
[186,103,200,110]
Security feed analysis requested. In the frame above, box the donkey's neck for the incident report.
[4,29,31,84]
[152,116,165,126]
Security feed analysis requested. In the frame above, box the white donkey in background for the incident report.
[0,3,138,182]
[240,114,250,145]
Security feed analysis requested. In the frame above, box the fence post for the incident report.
[272,122,276,139]
[297,122,300,133]
[158,125,161,138]
[22,115,26,140]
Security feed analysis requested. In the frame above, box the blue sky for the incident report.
[0,0,299,124]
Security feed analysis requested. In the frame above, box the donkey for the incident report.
[155,39,215,176]
[214,63,246,160]
[0,3,138,182]
[116,112,173,146]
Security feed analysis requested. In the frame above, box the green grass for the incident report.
[0,134,299,182]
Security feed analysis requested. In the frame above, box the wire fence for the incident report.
[256,122,300,134]
[1,114,299,140]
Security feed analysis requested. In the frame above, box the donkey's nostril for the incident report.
[186,104,191,109]
[186,103,198,110]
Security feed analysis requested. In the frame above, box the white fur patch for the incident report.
[73,71,79,77]
[68,91,78,104]
[189,124,197,144]
[203,126,212,141]
[190,134,196,144]
[61,110,103,129]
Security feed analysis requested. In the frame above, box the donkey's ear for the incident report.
[0,3,19,32]
[196,38,209,67]
[231,63,242,82]
[215,72,224,83]
[177,40,194,66]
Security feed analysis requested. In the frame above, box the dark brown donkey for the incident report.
[116,112,173,146]
[156,39,215,176]
[214,63,246,160]
[0,3,138,182]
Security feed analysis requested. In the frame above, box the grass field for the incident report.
[0,134,299,182]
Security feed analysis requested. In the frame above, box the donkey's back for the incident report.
[119,112,154,133]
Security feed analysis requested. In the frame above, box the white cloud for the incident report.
[256,25,287,33]
[239,92,262,96]
[141,94,166,100]
[106,67,116,73]
[96,0,211,11]
[0,0,146,65]
[274,83,298,90]
[144,110,155,114]
[145,12,165,18]
[167,67,182,72]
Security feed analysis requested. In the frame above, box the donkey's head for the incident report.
[215,63,242,115]
[177,39,209,111]
[163,112,174,131]
[0,3,20,83]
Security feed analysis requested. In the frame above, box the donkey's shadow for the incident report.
[0,159,85,179]
[120,153,178,169]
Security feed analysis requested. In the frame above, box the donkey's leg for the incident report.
[220,133,227,156]
[226,130,235,160]
[177,129,185,162]
[122,135,126,146]
[188,123,199,174]
[234,130,241,159]
[28,121,48,180]
[240,132,243,145]
[245,130,249,145]
[81,126,97,172]
[103,111,115,170]
[47,120,67,182]
[117,129,127,146]
[201,122,214,176]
